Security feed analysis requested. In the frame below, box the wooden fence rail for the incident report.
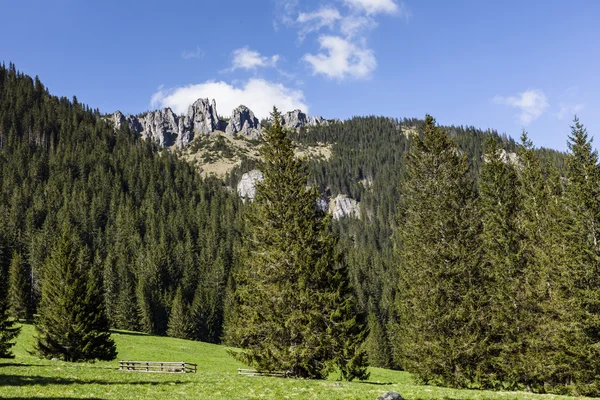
[119,360,197,373]
[237,368,290,377]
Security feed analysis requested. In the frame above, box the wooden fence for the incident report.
[119,360,197,373]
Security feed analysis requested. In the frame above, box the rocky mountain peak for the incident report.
[225,105,261,138]
[109,98,328,148]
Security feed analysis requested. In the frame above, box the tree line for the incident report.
[2,63,599,395]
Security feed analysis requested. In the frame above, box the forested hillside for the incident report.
[8,63,598,395]
[0,63,241,343]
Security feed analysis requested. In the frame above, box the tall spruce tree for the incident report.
[556,117,600,395]
[392,115,482,387]
[34,228,117,361]
[167,286,192,339]
[225,109,368,380]
[8,251,30,320]
[0,247,20,358]
[511,132,567,391]
[477,137,524,388]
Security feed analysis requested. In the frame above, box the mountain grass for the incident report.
[0,323,590,400]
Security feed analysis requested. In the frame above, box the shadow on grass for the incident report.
[0,362,117,370]
[0,374,188,387]
[2,398,109,400]
[0,363,51,368]
[357,381,395,385]
[110,330,150,337]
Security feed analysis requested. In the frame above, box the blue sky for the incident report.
[2,0,599,151]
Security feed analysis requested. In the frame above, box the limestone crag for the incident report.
[177,98,222,147]
[280,109,328,129]
[225,105,261,138]
[137,108,180,147]
[236,170,358,219]
[110,98,326,147]
[110,98,221,148]
[329,194,360,220]
[237,170,264,202]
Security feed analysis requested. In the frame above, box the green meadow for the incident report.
[0,324,592,400]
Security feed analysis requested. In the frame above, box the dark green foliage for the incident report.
[8,251,31,320]
[0,246,20,358]
[0,63,240,342]
[34,228,117,361]
[477,137,525,388]
[552,117,600,395]
[167,286,192,339]
[225,109,368,380]
[393,115,483,387]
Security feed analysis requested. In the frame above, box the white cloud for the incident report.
[181,47,204,60]
[557,103,584,120]
[303,35,376,80]
[150,79,308,119]
[344,0,399,15]
[493,89,549,125]
[296,6,341,40]
[339,15,377,37]
[230,47,279,71]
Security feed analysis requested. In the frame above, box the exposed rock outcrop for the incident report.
[482,149,520,166]
[225,106,261,138]
[280,109,328,129]
[237,170,264,202]
[110,99,327,147]
[235,171,358,220]
[137,107,180,147]
[316,195,329,212]
[329,194,360,220]
[110,98,221,148]
[177,98,221,147]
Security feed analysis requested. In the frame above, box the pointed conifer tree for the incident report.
[393,115,483,387]
[0,249,20,358]
[225,108,368,380]
[167,286,192,339]
[8,252,31,320]
[477,137,525,387]
[34,228,117,361]
[555,117,600,395]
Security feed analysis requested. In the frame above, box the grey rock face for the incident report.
[225,105,261,138]
[376,392,405,400]
[137,108,179,147]
[316,196,329,212]
[308,115,328,127]
[329,194,360,220]
[237,170,264,202]
[111,111,126,130]
[282,109,309,129]
[500,149,520,166]
[279,110,328,129]
[110,98,221,148]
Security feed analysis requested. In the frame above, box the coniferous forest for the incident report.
[3,63,600,395]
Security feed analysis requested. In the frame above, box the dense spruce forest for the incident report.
[6,63,600,396]
[0,63,241,345]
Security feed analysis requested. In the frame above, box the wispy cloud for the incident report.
[296,6,341,41]
[493,89,549,125]
[150,79,307,119]
[228,47,279,71]
[278,0,408,81]
[555,86,584,120]
[344,0,401,15]
[303,36,376,80]
[181,47,204,60]
[556,103,584,120]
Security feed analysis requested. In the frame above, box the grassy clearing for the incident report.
[0,324,591,400]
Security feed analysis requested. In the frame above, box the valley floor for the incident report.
[0,324,592,400]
